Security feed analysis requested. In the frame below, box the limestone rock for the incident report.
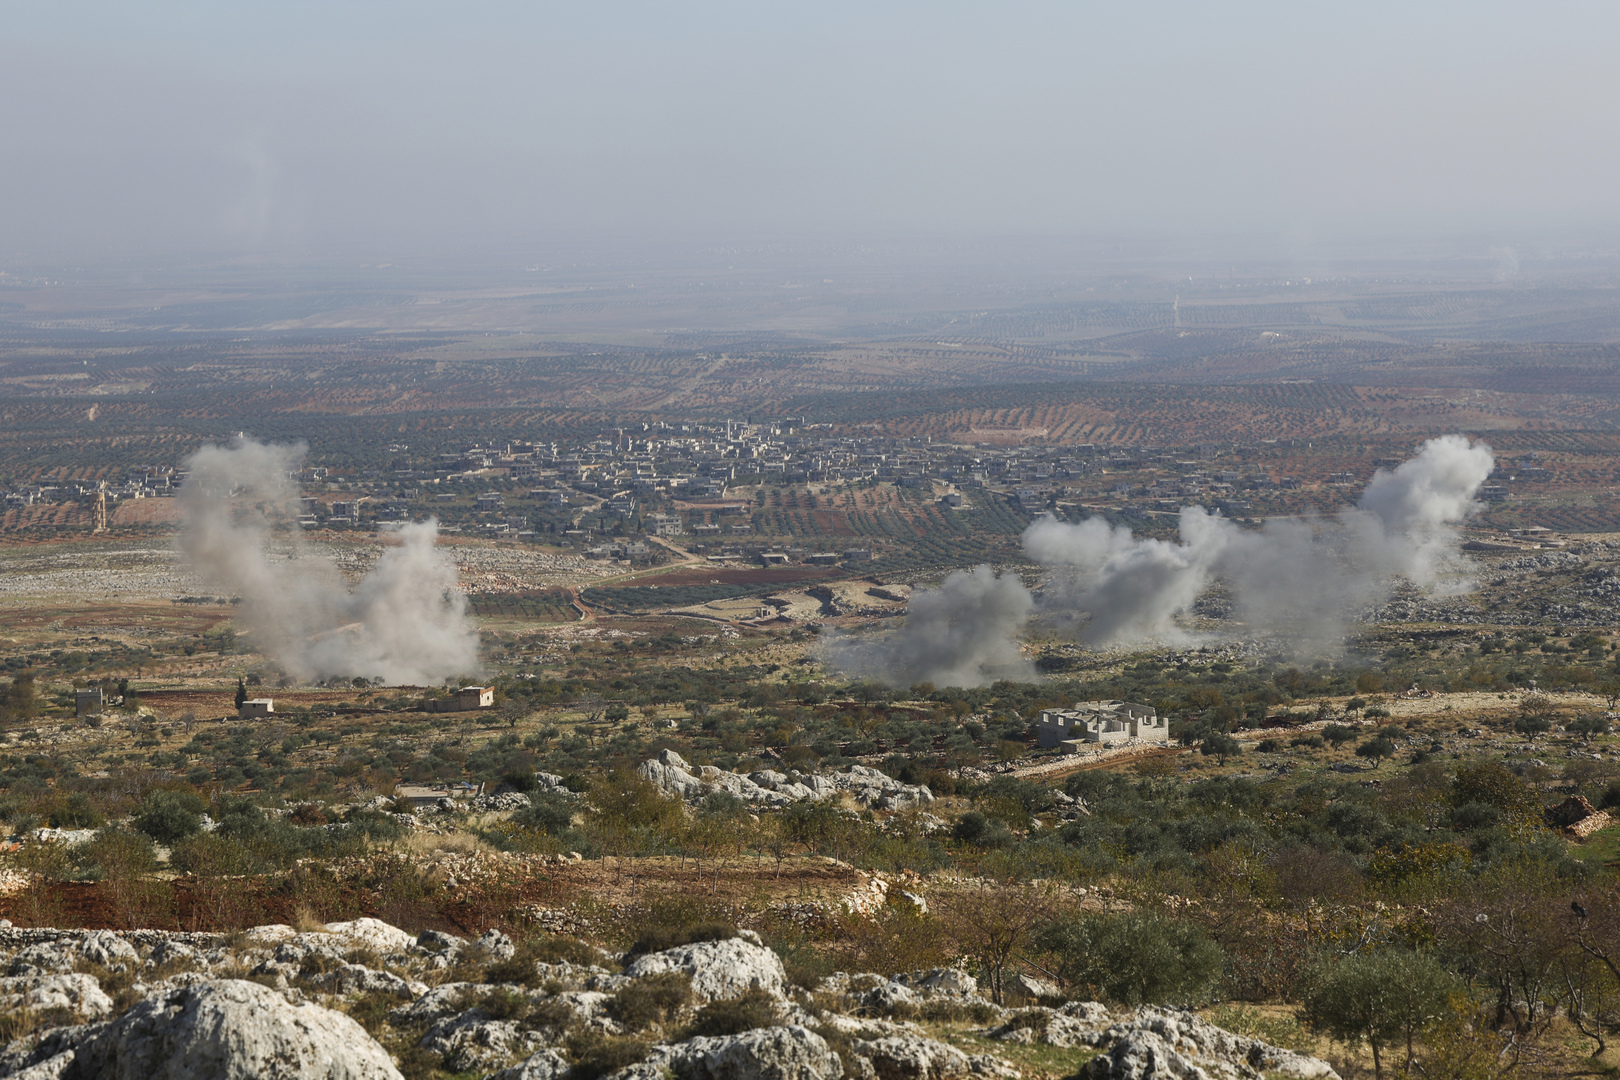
[854,1035,974,1080]
[488,1049,571,1080]
[670,1025,844,1080]
[61,978,404,1079]
[895,969,977,998]
[322,919,417,956]
[624,937,786,1004]
[419,1011,547,1074]
[0,973,114,1021]
[1090,1010,1338,1080]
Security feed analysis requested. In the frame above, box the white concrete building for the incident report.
[1037,701,1166,750]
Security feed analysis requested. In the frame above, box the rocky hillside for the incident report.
[0,917,1337,1080]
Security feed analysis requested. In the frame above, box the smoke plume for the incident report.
[179,437,479,685]
[826,435,1493,686]
[819,565,1035,688]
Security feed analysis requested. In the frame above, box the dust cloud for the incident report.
[829,435,1494,687]
[178,437,479,685]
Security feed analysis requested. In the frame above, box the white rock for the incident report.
[65,978,403,1079]
[0,973,114,1020]
[489,1049,571,1080]
[855,1035,976,1080]
[672,1025,844,1080]
[624,937,786,1004]
[322,918,416,955]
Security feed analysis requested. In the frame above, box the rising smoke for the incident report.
[179,438,479,685]
[818,565,1036,688]
[827,435,1494,687]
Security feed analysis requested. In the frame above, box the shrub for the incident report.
[1036,911,1224,1006]
[565,1032,650,1080]
[1322,724,1358,747]
[683,989,780,1038]
[1300,950,1459,1080]
[609,971,692,1030]
[133,790,206,844]
[630,921,737,957]
[952,811,1012,847]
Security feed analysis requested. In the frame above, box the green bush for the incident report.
[1036,911,1224,1006]
[682,989,780,1038]
[133,790,207,844]
[564,1032,650,1080]
[1300,950,1458,1080]
[630,921,737,957]
[512,793,576,836]
[608,971,692,1030]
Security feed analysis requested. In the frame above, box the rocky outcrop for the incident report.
[853,1034,975,1080]
[661,1025,843,1080]
[985,1005,1337,1080]
[637,751,934,810]
[0,973,114,1022]
[0,916,1327,1080]
[624,933,786,1003]
[470,793,533,813]
[7,979,403,1080]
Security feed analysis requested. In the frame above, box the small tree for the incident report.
[1570,714,1611,742]
[1200,733,1241,766]
[940,882,1054,1005]
[234,678,247,710]
[133,790,207,844]
[1301,950,1460,1080]
[1356,737,1397,768]
[1037,910,1224,1007]
[1514,714,1552,739]
[1323,723,1358,748]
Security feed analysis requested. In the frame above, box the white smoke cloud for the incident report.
[179,437,479,685]
[1025,434,1494,648]
[826,435,1494,685]
[819,565,1035,688]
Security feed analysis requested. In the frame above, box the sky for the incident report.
[4,1,1619,261]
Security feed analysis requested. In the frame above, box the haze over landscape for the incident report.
[6,6,1620,1080]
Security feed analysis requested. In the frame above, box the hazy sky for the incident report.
[5,1,1619,260]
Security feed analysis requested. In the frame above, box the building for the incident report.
[75,688,105,716]
[427,686,495,712]
[1037,701,1166,750]
[239,698,275,720]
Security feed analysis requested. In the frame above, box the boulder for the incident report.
[470,792,533,813]
[38,978,403,1079]
[896,969,977,997]
[322,918,416,956]
[637,750,708,799]
[1085,1030,1210,1080]
[0,973,114,1021]
[419,1011,547,1074]
[854,1035,973,1080]
[1091,1010,1338,1080]
[624,937,786,1004]
[671,1025,844,1080]
[488,1049,571,1080]
[533,773,573,796]
[78,931,140,970]
[306,963,423,999]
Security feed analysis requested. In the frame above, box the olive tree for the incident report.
[1301,949,1460,1080]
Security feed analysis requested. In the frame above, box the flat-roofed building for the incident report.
[1037,701,1166,750]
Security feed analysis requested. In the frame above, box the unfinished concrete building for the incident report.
[1037,701,1166,750]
